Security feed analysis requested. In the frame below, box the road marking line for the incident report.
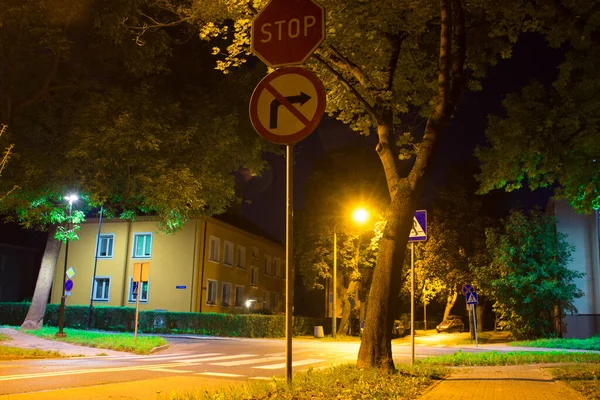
[138,353,222,362]
[211,356,285,367]
[0,361,196,382]
[176,354,256,363]
[266,349,314,357]
[145,368,194,373]
[197,372,245,378]
[101,352,190,360]
[249,376,274,380]
[254,359,324,370]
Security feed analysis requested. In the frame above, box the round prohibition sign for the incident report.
[249,66,326,144]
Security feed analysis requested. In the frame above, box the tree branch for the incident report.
[386,33,407,91]
[312,52,381,124]
[541,0,600,46]
[408,0,453,190]
[320,45,384,93]
[12,54,61,112]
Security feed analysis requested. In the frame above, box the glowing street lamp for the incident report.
[56,194,78,338]
[332,207,370,338]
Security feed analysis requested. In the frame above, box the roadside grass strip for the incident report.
[418,350,600,366]
[548,364,600,399]
[510,336,600,351]
[20,327,167,355]
[1,331,64,359]
[165,364,449,400]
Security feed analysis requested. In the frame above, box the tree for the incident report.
[476,2,600,212]
[143,0,558,368]
[481,209,582,339]
[0,0,270,328]
[295,146,386,335]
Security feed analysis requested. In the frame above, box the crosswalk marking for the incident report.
[138,353,222,362]
[101,352,192,360]
[266,349,314,357]
[176,354,256,363]
[211,356,286,367]
[254,358,324,370]
[197,372,245,378]
[145,367,194,373]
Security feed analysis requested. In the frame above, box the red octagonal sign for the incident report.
[251,0,325,68]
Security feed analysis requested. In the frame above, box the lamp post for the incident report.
[332,207,370,339]
[56,194,78,338]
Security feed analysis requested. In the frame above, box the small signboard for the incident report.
[65,279,74,292]
[66,267,75,279]
[176,285,187,289]
[466,292,479,305]
[408,210,427,242]
[133,262,150,283]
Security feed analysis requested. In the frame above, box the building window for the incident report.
[274,258,282,278]
[96,234,114,258]
[207,279,218,305]
[252,246,259,259]
[209,236,220,263]
[132,233,152,258]
[128,278,149,303]
[236,246,246,269]
[221,282,232,307]
[223,241,234,266]
[235,285,244,308]
[263,290,270,310]
[264,254,272,276]
[272,292,279,312]
[92,277,111,301]
[251,266,259,287]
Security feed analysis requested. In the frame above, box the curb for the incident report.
[149,344,170,354]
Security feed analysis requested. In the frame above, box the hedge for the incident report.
[0,303,330,337]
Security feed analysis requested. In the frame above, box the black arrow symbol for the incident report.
[269,92,312,129]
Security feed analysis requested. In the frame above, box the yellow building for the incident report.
[50,216,287,314]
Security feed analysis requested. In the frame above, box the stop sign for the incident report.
[251,0,325,68]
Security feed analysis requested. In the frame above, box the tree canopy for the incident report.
[480,208,582,339]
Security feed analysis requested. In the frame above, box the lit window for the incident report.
[235,285,244,308]
[252,246,259,258]
[96,235,114,258]
[251,266,259,286]
[209,236,220,262]
[132,233,152,258]
[274,258,282,278]
[128,278,148,302]
[221,282,232,307]
[223,241,233,266]
[236,246,246,269]
[92,277,110,301]
[264,254,272,276]
[207,279,218,305]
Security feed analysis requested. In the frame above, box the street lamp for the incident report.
[332,207,369,338]
[56,194,78,338]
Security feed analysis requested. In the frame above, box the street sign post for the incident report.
[462,283,479,347]
[133,262,150,341]
[250,66,326,145]
[409,209,428,366]
[64,279,73,293]
[251,0,325,68]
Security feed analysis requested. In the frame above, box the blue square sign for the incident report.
[408,210,427,242]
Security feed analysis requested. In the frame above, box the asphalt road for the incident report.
[0,335,480,397]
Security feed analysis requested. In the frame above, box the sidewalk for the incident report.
[419,364,586,400]
[0,327,130,357]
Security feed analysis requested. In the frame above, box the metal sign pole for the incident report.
[285,144,294,382]
[472,304,478,347]
[134,266,142,342]
[410,242,415,365]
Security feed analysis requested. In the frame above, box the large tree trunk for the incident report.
[443,287,459,320]
[21,226,61,330]
[356,0,464,370]
[337,279,359,336]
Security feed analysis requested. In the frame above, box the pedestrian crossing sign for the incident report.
[408,210,427,242]
[466,292,478,305]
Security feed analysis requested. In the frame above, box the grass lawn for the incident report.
[510,336,600,351]
[0,331,64,360]
[21,327,168,355]
[549,364,600,399]
[419,349,600,366]
[166,364,449,400]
